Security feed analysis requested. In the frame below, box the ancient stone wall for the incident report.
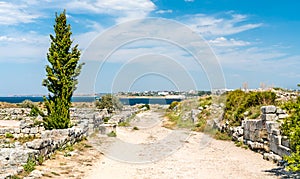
[231,105,291,162]
[0,108,108,178]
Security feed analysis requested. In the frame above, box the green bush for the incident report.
[107,131,117,137]
[37,155,44,165]
[213,131,232,141]
[29,106,43,117]
[118,121,130,127]
[5,132,14,138]
[23,158,36,173]
[224,90,276,126]
[199,96,212,108]
[95,94,123,113]
[133,126,139,130]
[103,117,110,123]
[281,96,300,172]
[168,101,179,110]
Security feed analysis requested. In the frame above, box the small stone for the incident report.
[261,106,277,114]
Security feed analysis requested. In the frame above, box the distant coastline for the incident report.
[0,96,182,105]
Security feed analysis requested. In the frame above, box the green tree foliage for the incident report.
[168,101,179,110]
[95,94,123,113]
[281,96,300,171]
[42,10,84,129]
[224,90,276,126]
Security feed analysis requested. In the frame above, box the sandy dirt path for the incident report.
[84,111,279,179]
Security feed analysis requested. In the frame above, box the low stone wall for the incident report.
[0,106,139,178]
[0,108,108,178]
[0,108,31,120]
[231,105,291,162]
[0,118,44,139]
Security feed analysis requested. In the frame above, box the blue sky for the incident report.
[0,0,299,95]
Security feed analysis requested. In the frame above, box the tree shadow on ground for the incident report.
[264,166,300,179]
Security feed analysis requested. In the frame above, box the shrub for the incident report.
[213,131,232,141]
[103,117,110,123]
[168,101,179,110]
[133,126,139,130]
[37,155,44,165]
[281,96,300,172]
[23,158,36,173]
[5,132,14,138]
[224,90,276,126]
[118,121,130,127]
[95,94,123,113]
[29,106,43,117]
[107,131,117,137]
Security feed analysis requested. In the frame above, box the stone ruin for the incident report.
[231,105,291,162]
[0,107,136,178]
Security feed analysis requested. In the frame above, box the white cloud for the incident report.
[65,0,156,23]
[0,36,27,42]
[209,37,250,47]
[0,32,49,63]
[184,13,262,36]
[156,9,173,14]
[184,0,194,2]
[0,1,40,25]
[214,46,288,70]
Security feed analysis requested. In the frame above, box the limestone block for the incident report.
[278,114,289,119]
[271,129,280,135]
[270,134,281,145]
[277,145,290,156]
[261,114,277,121]
[281,136,290,148]
[30,127,38,134]
[244,129,250,140]
[244,119,264,132]
[249,129,261,142]
[38,126,45,133]
[270,141,278,154]
[266,121,280,134]
[276,108,285,114]
[41,130,51,139]
[248,141,264,150]
[13,128,20,134]
[263,152,282,162]
[261,105,277,114]
[13,134,20,139]
[21,128,30,134]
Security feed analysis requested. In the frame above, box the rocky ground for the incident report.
[84,110,281,179]
[24,139,102,179]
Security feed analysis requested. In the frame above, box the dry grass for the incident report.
[0,102,18,108]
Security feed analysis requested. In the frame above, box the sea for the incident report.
[0,96,182,105]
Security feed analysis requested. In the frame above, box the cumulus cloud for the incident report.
[0,1,40,25]
[65,0,156,23]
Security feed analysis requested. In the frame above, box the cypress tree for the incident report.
[42,10,84,129]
